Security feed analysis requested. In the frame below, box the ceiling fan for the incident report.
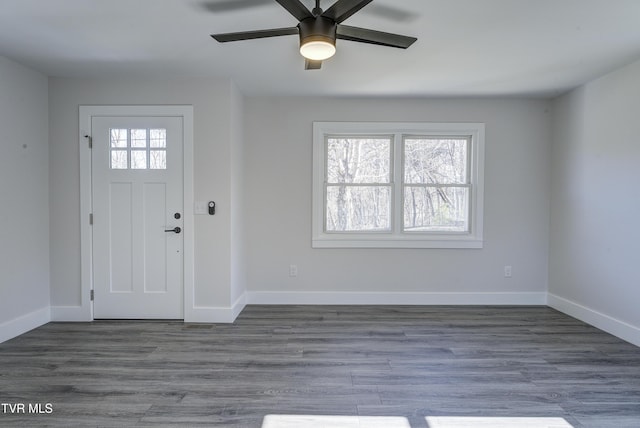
[210,0,417,70]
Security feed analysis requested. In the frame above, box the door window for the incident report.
[110,128,167,170]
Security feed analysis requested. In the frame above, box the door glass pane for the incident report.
[131,129,147,148]
[326,185,391,232]
[326,138,391,183]
[131,150,147,169]
[404,138,468,184]
[110,129,127,148]
[403,186,469,232]
[150,129,167,148]
[111,150,128,169]
[150,150,167,169]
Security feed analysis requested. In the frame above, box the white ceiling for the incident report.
[1,0,640,98]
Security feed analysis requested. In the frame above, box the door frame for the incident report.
[79,105,194,321]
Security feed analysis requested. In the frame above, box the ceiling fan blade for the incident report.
[337,25,417,49]
[322,0,373,24]
[200,0,270,13]
[305,59,322,70]
[274,0,313,21]
[211,27,298,42]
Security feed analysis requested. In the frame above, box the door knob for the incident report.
[164,227,181,234]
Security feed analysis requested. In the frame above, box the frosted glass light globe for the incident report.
[300,40,336,61]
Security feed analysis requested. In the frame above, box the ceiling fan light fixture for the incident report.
[298,16,337,61]
[300,39,336,60]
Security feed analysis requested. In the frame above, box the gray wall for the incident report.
[244,97,552,301]
[230,83,247,308]
[0,56,49,338]
[549,59,640,342]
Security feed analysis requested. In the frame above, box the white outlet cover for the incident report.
[289,265,298,277]
[504,266,512,278]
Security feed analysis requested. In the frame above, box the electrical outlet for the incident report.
[289,264,298,277]
[504,265,512,278]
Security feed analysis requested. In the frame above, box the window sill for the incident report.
[312,236,484,249]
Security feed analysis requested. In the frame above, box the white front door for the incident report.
[91,116,184,319]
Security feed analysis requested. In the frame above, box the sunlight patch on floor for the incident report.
[425,416,574,428]
[262,414,411,428]
[262,415,574,428]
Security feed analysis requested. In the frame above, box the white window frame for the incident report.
[312,122,485,249]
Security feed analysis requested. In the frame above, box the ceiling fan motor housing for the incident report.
[298,16,337,47]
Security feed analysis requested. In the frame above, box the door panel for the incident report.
[143,182,168,293]
[92,116,183,319]
[109,182,133,293]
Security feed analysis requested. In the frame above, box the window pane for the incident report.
[110,150,128,169]
[131,129,147,148]
[326,185,391,232]
[110,129,127,148]
[327,138,391,184]
[131,150,147,169]
[403,186,469,232]
[404,138,468,184]
[150,150,166,169]
[150,129,166,148]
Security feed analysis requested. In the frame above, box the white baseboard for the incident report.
[51,305,92,322]
[184,293,247,323]
[231,292,247,321]
[185,306,233,323]
[51,296,249,324]
[247,291,547,306]
[0,307,50,344]
[548,293,640,347]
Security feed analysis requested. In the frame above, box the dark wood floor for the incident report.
[1,305,639,427]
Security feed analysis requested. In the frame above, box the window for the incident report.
[325,136,392,232]
[403,136,470,233]
[312,122,485,248]
[109,128,167,170]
